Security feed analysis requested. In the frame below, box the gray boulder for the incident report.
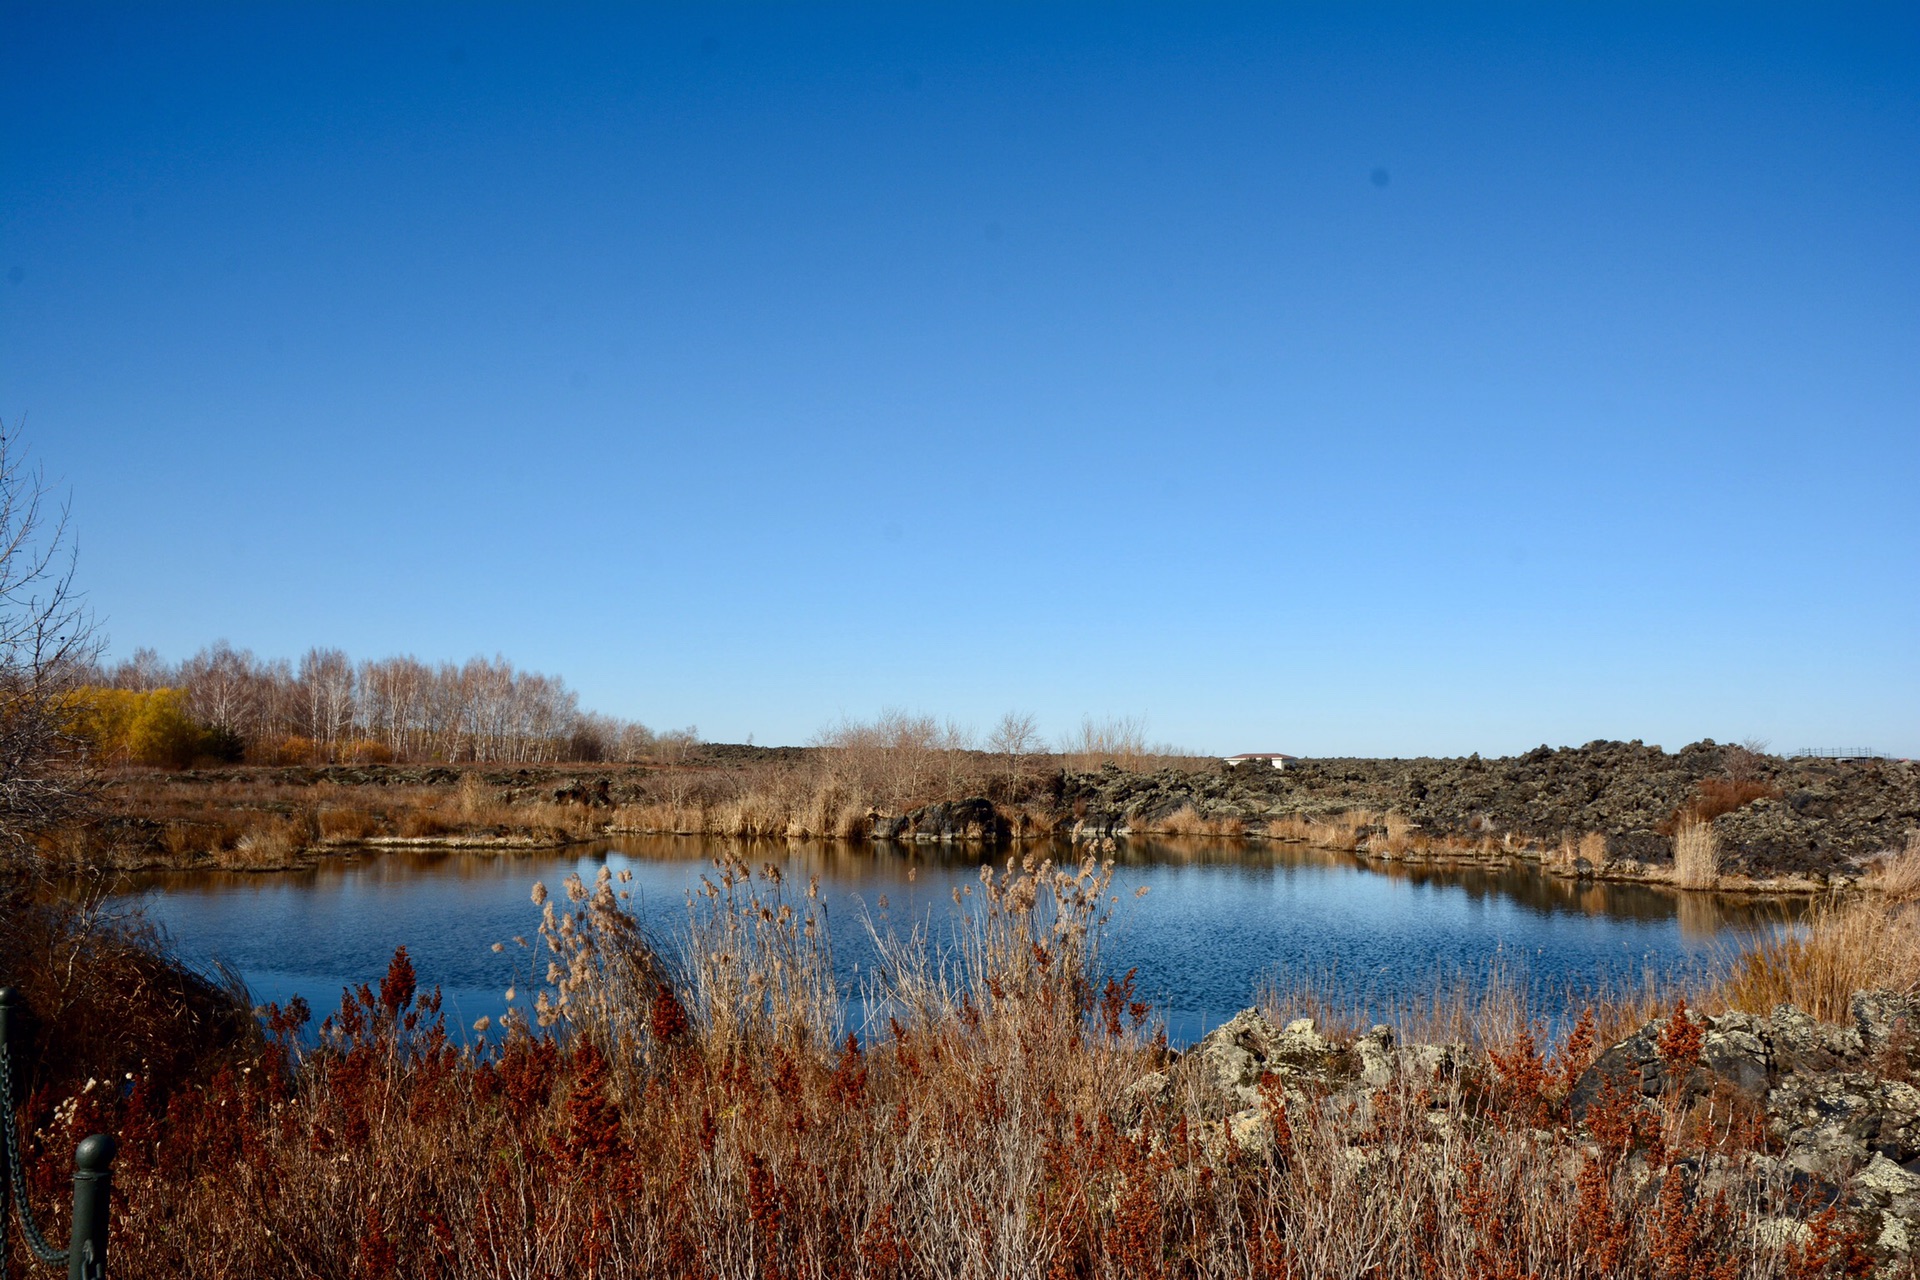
[1572,1006,1777,1116]
[1356,1025,1396,1088]
[1770,1004,1862,1075]
[1569,1013,1691,1113]
[1196,1008,1349,1108]
[1702,1011,1773,1099]
[1853,990,1920,1067]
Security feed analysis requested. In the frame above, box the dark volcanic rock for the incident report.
[1573,992,1920,1175]
[1055,742,1919,879]
[1569,992,1920,1257]
[551,777,613,807]
[1569,1008,1773,1113]
[904,797,1006,843]
[1148,997,1920,1258]
[168,740,1916,880]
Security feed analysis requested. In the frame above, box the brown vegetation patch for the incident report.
[1658,777,1777,836]
[6,860,1905,1277]
[1720,897,1920,1021]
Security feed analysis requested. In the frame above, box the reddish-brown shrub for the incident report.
[1659,778,1776,835]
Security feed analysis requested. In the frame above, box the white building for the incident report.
[1223,753,1299,771]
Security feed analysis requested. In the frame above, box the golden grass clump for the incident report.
[1377,810,1418,856]
[453,771,492,821]
[217,815,310,868]
[517,800,603,839]
[316,804,377,842]
[774,778,868,841]
[1720,896,1920,1021]
[160,821,207,859]
[708,794,785,839]
[1263,812,1314,843]
[397,808,452,838]
[1553,830,1609,870]
[1671,818,1720,889]
[999,803,1059,839]
[1148,804,1207,836]
[1299,808,1380,852]
[1863,828,1920,901]
[1138,805,1246,838]
[612,801,701,834]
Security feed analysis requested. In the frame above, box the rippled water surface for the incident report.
[117,837,1803,1044]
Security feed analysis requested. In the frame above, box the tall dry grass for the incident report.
[217,813,313,868]
[1863,828,1920,901]
[1719,896,1920,1021]
[1307,808,1381,851]
[1553,829,1609,870]
[612,800,703,835]
[1672,818,1721,889]
[680,860,840,1053]
[812,710,980,812]
[317,804,377,841]
[1134,804,1247,838]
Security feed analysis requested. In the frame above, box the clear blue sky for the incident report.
[4,3,1915,756]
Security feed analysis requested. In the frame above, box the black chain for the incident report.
[0,1037,71,1268]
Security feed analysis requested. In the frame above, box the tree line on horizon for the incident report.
[70,643,692,768]
[68,643,1196,778]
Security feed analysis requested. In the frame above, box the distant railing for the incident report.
[0,988,117,1280]
[1790,747,1889,760]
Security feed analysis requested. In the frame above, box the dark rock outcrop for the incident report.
[1133,995,1920,1257]
[551,777,613,807]
[1058,742,1918,879]
[902,797,1006,843]
[1572,992,1920,1255]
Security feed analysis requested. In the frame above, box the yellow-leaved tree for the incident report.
[65,688,208,768]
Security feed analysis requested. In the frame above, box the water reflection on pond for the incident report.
[114,836,1807,1045]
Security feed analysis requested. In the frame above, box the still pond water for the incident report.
[118,837,1802,1045]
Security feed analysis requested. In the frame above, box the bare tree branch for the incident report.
[0,421,100,864]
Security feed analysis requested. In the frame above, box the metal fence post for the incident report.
[66,1137,113,1280]
[0,987,117,1279]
